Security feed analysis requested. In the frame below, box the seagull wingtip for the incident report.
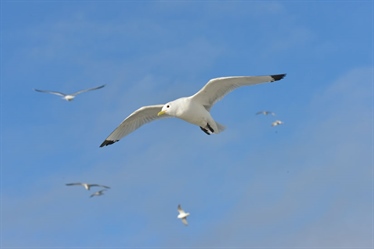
[100,140,118,147]
[271,73,287,82]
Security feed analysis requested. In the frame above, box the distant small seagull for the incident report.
[90,189,108,198]
[177,204,190,226]
[65,183,110,190]
[100,74,286,147]
[34,84,105,101]
[271,120,283,127]
[256,111,275,116]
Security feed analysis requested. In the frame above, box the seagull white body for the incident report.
[177,204,190,226]
[162,97,224,134]
[34,84,105,101]
[100,74,286,147]
[90,189,107,198]
[271,120,283,127]
[256,111,275,116]
[64,95,75,101]
[65,182,110,190]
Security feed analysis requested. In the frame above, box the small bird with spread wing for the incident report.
[90,189,108,198]
[256,110,275,116]
[177,204,190,226]
[65,182,110,190]
[271,120,284,127]
[34,84,105,101]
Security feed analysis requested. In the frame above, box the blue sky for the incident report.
[1,1,373,248]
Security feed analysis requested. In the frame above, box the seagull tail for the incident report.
[215,121,226,134]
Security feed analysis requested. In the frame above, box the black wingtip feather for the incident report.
[100,140,118,147]
[271,74,286,82]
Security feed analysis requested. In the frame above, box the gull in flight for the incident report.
[256,111,275,116]
[100,74,286,147]
[90,189,108,198]
[271,120,284,127]
[65,182,111,190]
[34,84,105,101]
[177,204,190,226]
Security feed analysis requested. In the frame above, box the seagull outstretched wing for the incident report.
[34,89,67,97]
[65,183,83,186]
[90,184,111,189]
[71,84,106,96]
[181,218,188,226]
[177,204,186,214]
[100,104,170,147]
[191,74,286,111]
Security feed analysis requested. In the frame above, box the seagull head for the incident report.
[158,102,174,116]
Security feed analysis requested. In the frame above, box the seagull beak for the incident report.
[157,110,166,116]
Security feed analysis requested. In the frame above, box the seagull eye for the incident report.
[166,105,170,108]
